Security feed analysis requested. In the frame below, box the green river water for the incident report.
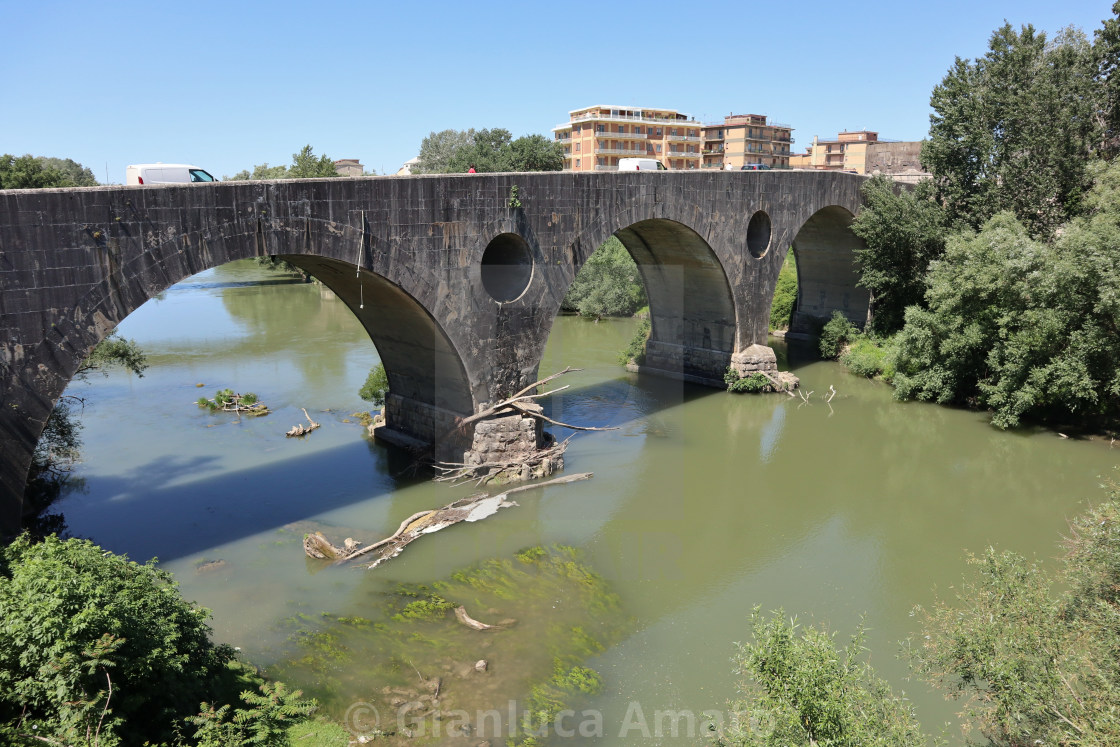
[51,260,1120,744]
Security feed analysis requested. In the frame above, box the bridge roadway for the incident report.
[0,170,870,535]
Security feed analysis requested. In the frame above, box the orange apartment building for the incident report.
[552,105,704,171]
[700,114,793,169]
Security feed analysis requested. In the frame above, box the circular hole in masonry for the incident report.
[747,210,772,259]
[481,233,534,303]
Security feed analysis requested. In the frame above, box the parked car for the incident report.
[618,157,667,171]
[740,163,771,170]
[126,164,217,185]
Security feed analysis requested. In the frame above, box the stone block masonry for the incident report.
[0,170,871,535]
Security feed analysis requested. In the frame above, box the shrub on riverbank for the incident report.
[719,479,1120,747]
[359,363,389,407]
[840,337,893,379]
[713,609,927,747]
[0,535,318,746]
[618,319,651,366]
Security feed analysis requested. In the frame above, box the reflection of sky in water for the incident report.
[758,401,786,464]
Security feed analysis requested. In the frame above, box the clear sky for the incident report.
[1,0,1114,182]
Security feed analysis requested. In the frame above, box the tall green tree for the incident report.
[849,177,948,334]
[889,161,1120,428]
[226,145,339,181]
[922,23,1101,237]
[287,145,338,178]
[415,128,564,173]
[508,133,565,172]
[415,128,477,173]
[0,155,69,189]
[1094,3,1120,156]
[447,127,514,172]
[36,157,98,186]
[562,237,647,319]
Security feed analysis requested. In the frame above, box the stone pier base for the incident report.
[730,344,799,392]
[462,403,562,484]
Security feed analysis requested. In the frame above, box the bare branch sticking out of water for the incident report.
[285,408,321,437]
[306,473,593,569]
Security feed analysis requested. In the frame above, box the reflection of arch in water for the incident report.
[278,255,474,442]
[789,206,870,335]
[611,219,737,385]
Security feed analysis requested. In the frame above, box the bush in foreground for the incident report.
[0,535,317,746]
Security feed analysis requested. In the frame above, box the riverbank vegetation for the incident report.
[0,535,325,746]
[562,236,648,319]
[770,252,798,332]
[717,478,1120,746]
[829,10,1120,432]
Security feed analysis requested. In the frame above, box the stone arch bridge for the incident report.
[0,170,870,534]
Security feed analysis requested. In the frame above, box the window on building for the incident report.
[656,145,662,153]
[575,143,580,152]
[576,159,580,167]
[656,128,662,136]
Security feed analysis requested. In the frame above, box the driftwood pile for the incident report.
[431,367,615,486]
[302,472,593,569]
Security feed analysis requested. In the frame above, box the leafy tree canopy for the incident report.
[922,23,1100,237]
[226,145,340,180]
[714,608,927,747]
[562,236,647,319]
[889,161,1120,428]
[0,154,97,189]
[849,177,948,334]
[0,535,234,745]
[415,128,564,173]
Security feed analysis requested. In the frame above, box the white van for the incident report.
[618,157,666,171]
[126,163,217,186]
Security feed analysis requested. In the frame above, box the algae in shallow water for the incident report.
[266,545,629,744]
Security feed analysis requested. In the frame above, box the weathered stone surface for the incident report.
[0,171,871,534]
[730,344,778,375]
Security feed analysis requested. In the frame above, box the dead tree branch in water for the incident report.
[304,472,594,569]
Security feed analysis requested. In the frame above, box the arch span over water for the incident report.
[789,205,870,335]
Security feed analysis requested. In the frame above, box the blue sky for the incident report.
[2,0,1114,182]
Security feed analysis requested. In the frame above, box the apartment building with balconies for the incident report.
[701,114,794,170]
[552,105,704,171]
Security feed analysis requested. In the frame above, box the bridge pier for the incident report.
[629,340,730,388]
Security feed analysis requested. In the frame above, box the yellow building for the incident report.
[552,105,704,171]
[700,114,793,169]
[794,130,877,171]
[793,130,928,182]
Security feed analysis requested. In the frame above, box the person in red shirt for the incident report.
[467,165,476,173]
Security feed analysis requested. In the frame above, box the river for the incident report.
[51,260,1119,744]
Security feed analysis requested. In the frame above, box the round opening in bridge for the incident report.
[746,210,772,258]
[481,233,534,303]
